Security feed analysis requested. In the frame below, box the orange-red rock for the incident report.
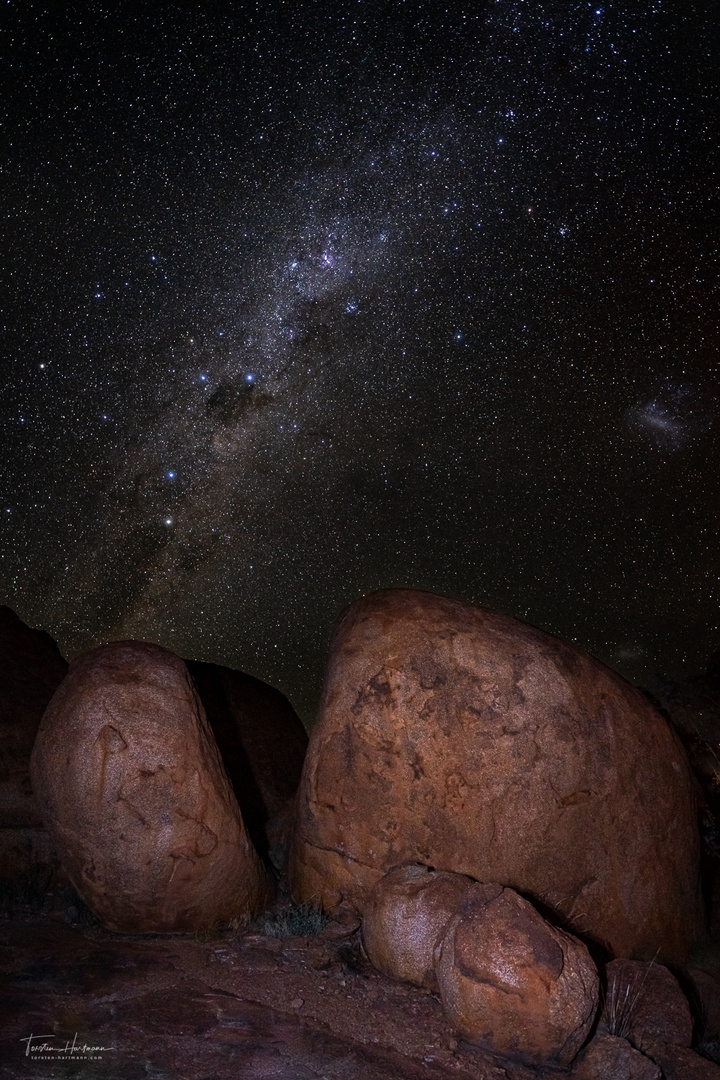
[185,660,308,862]
[0,607,67,879]
[289,589,703,960]
[30,641,273,931]
[434,883,599,1067]
[570,1034,661,1079]
[361,864,473,988]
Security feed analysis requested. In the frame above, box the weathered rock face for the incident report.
[289,589,704,960]
[0,607,67,879]
[434,883,599,1067]
[570,1034,661,1079]
[600,958,693,1052]
[646,1044,720,1080]
[688,968,720,1049]
[361,864,474,988]
[185,660,308,862]
[30,641,273,932]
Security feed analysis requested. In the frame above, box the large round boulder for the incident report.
[289,589,703,960]
[30,641,273,932]
[362,863,474,988]
[434,883,599,1067]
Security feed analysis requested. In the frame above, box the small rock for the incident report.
[688,968,720,1046]
[362,864,473,988]
[434,882,599,1068]
[291,997,304,1009]
[570,1033,661,1079]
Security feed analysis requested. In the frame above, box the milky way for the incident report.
[2,2,718,719]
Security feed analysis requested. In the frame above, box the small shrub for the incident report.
[228,913,251,934]
[195,919,226,942]
[254,901,329,938]
[603,972,643,1039]
[602,957,656,1039]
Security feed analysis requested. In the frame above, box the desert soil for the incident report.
[0,888,570,1080]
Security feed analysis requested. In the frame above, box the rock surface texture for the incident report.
[600,958,693,1052]
[0,606,67,878]
[289,589,704,960]
[570,1034,661,1079]
[644,1045,720,1079]
[30,641,272,932]
[185,660,308,861]
[361,864,474,988]
[433,883,599,1067]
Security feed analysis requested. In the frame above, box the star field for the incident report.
[1,1,718,720]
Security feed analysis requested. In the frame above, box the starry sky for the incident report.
[1,1,718,723]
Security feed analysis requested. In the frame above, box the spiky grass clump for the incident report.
[195,919,227,942]
[254,901,329,939]
[602,959,656,1039]
[603,972,643,1039]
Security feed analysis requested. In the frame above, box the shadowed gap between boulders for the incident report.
[186,661,272,863]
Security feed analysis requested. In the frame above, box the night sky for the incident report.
[2,2,718,723]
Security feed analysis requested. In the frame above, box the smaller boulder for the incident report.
[31,641,274,932]
[362,864,474,988]
[570,1034,661,1079]
[600,958,693,1052]
[434,883,599,1068]
[644,1044,720,1080]
[688,968,720,1049]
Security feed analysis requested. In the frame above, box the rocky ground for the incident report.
[0,880,567,1080]
[5,880,720,1079]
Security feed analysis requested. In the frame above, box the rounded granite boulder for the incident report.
[434,883,599,1067]
[289,588,704,961]
[362,864,474,988]
[30,641,273,932]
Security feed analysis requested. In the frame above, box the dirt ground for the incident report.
[0,884,568,1080]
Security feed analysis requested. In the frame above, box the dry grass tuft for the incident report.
[602,955,657,1039]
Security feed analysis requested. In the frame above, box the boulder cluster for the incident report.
[2,588,717,1071]
[363,864,599,1067]
[289,589,703,961]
